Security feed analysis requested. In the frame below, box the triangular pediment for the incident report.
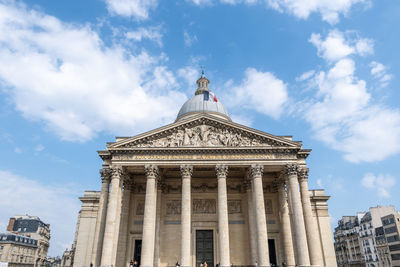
[109,114,301,149]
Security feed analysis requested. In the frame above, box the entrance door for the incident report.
[133,239,142,266]
[196,230,214,267]
[268,239,277,266]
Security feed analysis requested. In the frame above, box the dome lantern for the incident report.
[176,70,231,122]
[195,69,210,95]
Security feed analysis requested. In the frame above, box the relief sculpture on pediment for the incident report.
[125,124,282,148]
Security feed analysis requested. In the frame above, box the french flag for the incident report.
[203,91,218,102]
[209,92,218,102]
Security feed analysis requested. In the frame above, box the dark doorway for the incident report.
[196,230,214,267]
[133,239,142,266]
[268,239,277,266]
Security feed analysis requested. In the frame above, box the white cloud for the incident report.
[370,61,392,88]
[188,0,368,23]
[178,66,199,90]
[296,70,315,82]
[105,0,158,19]
[361,173,396,198]
[0,170,82,256]
[125,26,163,46]
[301,30,400,162]
[0,1,187,142]
[309,30,373,62]
[184,30,198,47]
[266,0,368,24]
[225,68,288,119]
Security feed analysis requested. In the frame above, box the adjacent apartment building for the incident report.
[334,206,399,267]
[0,215,50,267]
[0,233,38,267]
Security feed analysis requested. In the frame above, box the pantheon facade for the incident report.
[72,74,337,267]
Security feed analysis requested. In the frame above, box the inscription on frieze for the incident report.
[136,201,145,215]
[112,152,297,161]
[228,200,242,214]
[166,200,181,215]
[193,199,216,214]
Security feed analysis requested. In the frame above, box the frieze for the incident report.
[111,152,297,161]
[121,122,289,148]
[193,199,216,214]
[162,184,181,194]
[228,200,242,214]
[227,183,243,193]
[192,183,217,193]
[166,200,181,215]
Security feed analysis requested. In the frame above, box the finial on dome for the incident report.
[195,67,210,95]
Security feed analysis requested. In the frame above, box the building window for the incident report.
[389,244,400,251]
[385,226,398,235]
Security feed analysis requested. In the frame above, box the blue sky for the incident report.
[0,0,399,257]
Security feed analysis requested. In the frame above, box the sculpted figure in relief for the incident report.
[133,124,276,148]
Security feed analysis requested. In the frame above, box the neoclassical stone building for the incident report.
[72,74,337,267]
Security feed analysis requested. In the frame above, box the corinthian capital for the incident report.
[99,167,112,182]
[284,163,298,177]
[110,166,123,179]
[180,164,193,178]
[145,164,159,179]
[215,165,229,178]
[250,164,264,179]
[297,167,309,181]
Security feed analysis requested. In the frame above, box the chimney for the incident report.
[7,218,15,231]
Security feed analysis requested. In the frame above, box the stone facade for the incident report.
[0,233,38,267]
[72,76,337,267]
[4,215,50,267]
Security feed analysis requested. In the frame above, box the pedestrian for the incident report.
[133,260,138,267]
[175,261,180,267]
[130,260,133,267]
[204,261,208,267]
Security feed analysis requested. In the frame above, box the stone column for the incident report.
[91,167,111,267]
[216,165,230,267]
[115,177,132,267]
[276,178,295,267]
[285,164,310,267]
[180,165,193,267]
[154,180,163,267]
[140,165,159,267]
[298,168,323,267]
[245,179,257,265]
[250,164,270,267]
[101,166,123,267]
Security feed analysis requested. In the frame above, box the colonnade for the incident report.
[94,163,323,267]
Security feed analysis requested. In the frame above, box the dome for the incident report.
[176,73,231,122]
